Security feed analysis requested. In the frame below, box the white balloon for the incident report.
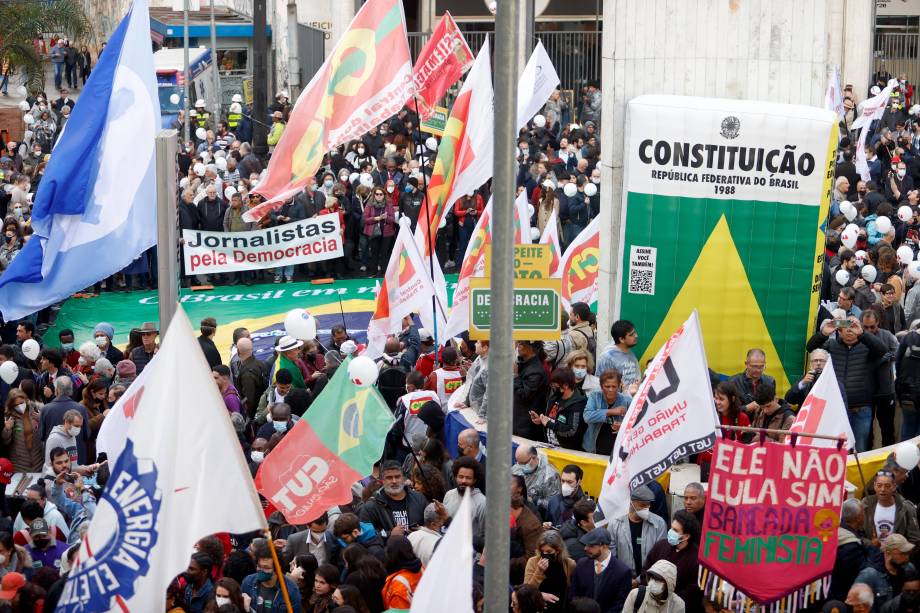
[348,356,378,387]
[340,340,358,356]
[584,183,598,197]
[359,173,374,189]
[899,205,914,222]
[23,130,33,141]
[179,177,189,189]
[193,163,205,177]
[0,361,18,384]
[169,93,180,105]
[563,183,578,197]
[22,114,33,125]
[530,227,541,241]
[860,264,877,283]
[896,442,920,471]
[439,216,447,229]
[195,127,207,140]
[898,245,915,264]
[527,204,535,217]
[844,206,857,222]
[348,172,359,185]
[834,269,850,287]
[425,137,438,151]
[909,261,920,281]
[283,308,317,340]
[17,101,28,112]
[224,186,237,200]
[533,114,546,128]
[855,249,867,264]
[22,339,39,361]
[216,157,228,171]
[876,215,893,235]
[840,229,857,249]
[214,149,227,159]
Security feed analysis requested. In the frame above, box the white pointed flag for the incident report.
[56,306,267,611]
[855,83,895,181]
[367,219,445,357]
[824,66,844,121]
[785,360,855,449]
[516,41,561,127]
[598,310,719,519]
[410,491,473,613]
[540,208,563,275]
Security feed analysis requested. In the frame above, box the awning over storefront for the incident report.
[149,6,272,40]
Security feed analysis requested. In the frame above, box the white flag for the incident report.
[56,306,267,611]
[855,84,895,181]
[95,352,158,465]
[824,66,844,121]
[367,220,445,358]
[785,360,856,449]
[410,491,473,613]
[598,311,720,519]
[516,41,561,127]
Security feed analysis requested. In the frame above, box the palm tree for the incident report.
[0,0,90,93]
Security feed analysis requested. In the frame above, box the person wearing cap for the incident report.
[864,469,920,547]
[24,517,68,571]
[193,99,211,131]
[113,359,136,387]
[0,571,27,605]
[412,328,439,378]
[227,93,252,143]
[855,533,917,612]
[570,526,632,613]
[93,322,123,364]
[274,336,308,390]
[129,322,159,374]
[267,111,286,155]
[608,485,667,579]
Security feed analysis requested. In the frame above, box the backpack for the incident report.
[572,327,597,358]
[377,361,408,409]
[633,586,647,613]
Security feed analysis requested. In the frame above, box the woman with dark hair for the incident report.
[410,462,446,503]
[0,531,31,579]
[221,549,256,587]
[290,553,318,609]
[2,388,43,472]
[81,379,108,460]
[695,381,751,479]
[343,544,386,613]
[331,584,370,613]
[421,437,453,488]
[204,577,245,612]
[381,536,423,610]
[512,583,546,612]
[167,578,190,612]
[307,563,340,613]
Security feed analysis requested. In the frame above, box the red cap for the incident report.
[0,572,25,599]
[0,457,14,484]
[892,156,903,164]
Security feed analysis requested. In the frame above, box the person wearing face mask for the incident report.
[255,368,312,425]
[183,551,216,613]
[511,445,561,516]
[91,322,123,365]
[282,512,337,569]
[561,303,597,364]
[257,402,296,440]
[0,222,21,273]
[247,437,268,476]
[362,186,396,276]
[546,465,589,526]
[42,409,85,472]
[532,367,588,450]
[24,518,68,574]
[351,143,375,170]
[608,485,667,579]
[3,390,42,472]
[881,567,920,613]
[0,532,31,581]
[887,159,915,205]
[523,530,576,613]
[623,559,685,613]
[855,533,917,613]
[55,329,79,370]
[642,510,702,613]
[209,577,249,612]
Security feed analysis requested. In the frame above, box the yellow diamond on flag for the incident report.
[639,215,790,391]
[339,388,371,454]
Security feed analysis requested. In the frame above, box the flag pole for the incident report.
[266,530,295,613]
[155,130,179,335]
[412,97,440,367]
[485,0,521,611]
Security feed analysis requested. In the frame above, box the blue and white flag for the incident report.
[0,0,158,321]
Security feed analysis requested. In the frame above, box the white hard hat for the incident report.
[871,85,882,96]
[195,99,205,107]
[189,109,198,117]
[277,90,289,99]
[229,102,242,113]
[231,94,243,103]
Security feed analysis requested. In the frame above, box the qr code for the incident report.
[628,268,655,295]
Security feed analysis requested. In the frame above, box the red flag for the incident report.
[245,0,413,221]
[408,12,473,120]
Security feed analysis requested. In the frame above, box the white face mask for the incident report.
[69,426,81,437]
[0,554,7,566]
[215,596,231,607]
[561,483,575,497]
[632,503,650,521]
[14,403,25,415]
[648,579,666,597]
[250,450,265,463]
[94,336,108,348]
[899,169,907,179]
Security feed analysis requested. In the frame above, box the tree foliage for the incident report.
[0,0,91,92]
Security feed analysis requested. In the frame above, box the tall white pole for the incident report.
[209,0,221,124]
[156,130,179,335]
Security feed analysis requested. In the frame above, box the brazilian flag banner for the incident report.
[255,357,394,524]
[617,96,837,390]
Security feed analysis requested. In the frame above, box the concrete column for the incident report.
[595,0,874,346]
[331,2,357,49]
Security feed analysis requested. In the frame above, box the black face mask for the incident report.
[902,591,920,608]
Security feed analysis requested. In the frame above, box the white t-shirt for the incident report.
[875,501,897,541]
